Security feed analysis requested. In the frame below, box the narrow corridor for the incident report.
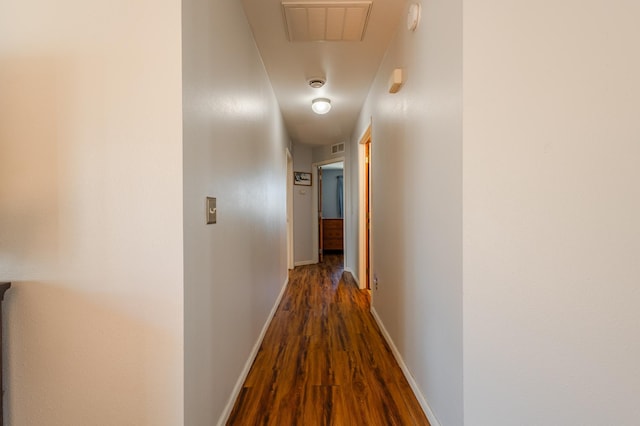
[227,255,430,425]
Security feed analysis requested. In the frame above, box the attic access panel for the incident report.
[282,1,373,42]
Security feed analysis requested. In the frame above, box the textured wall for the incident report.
[182,0,290,423]
[351,0,463,423]
[292,144,315,264]
[463,1,640,424]
[0,0,184,423]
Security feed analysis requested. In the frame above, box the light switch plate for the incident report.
[206,197,217,224]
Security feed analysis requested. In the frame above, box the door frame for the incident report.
[286,148,294,270]
[311,157,346,264]
[318,166,324,263]
[358,124,372,290]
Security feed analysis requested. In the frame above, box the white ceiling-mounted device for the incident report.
[282,1,373,42]
[307,77,326,89]
[407,3,421,32]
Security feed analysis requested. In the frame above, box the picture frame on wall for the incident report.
[293,171,312,186]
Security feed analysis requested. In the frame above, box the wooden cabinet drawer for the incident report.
[322,219,343,251]
[324,229,342,238]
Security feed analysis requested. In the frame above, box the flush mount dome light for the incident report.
[312,98,331,114]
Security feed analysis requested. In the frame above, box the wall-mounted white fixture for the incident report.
[312,98,332,114]
[388,68,404,93]
[308,77,326,89]
[407,3,421,32]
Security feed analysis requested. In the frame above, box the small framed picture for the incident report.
[293,171,312,186]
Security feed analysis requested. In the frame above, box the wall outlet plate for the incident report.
[206,197,217,224]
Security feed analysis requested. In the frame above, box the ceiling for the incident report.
[240,0,405,146]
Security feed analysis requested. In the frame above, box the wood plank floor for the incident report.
[227,255,430,426]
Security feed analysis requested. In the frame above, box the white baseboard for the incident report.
[217,276,289,426]
[370,307,442,426]
[294,259,316,267]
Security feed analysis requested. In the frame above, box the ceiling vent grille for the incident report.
[331,142,345,154]
[282,1,372,42]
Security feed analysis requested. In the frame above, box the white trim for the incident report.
[294,260,316,267]
[358,141,366,289]
[217,277,290,426]
[370,306,442,426]
[286,148,294,270]
[356,122,372,146]
[311,157,346,264]
[358,121,371,290]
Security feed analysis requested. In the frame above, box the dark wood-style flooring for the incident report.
[227,255,430,425]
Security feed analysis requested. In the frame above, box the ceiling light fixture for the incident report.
[312,98,331,114]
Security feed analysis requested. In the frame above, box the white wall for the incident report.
[182,0,290,423]
[0,0,184,424]
[312,143,347,164]
[351,0,463,424]
[292,144,315,264]
[463,1,640,424]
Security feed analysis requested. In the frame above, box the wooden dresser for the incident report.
[322,219,343,251]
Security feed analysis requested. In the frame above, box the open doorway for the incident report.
[312,158,345,264]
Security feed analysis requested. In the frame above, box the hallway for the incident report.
[227,256,430,425]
